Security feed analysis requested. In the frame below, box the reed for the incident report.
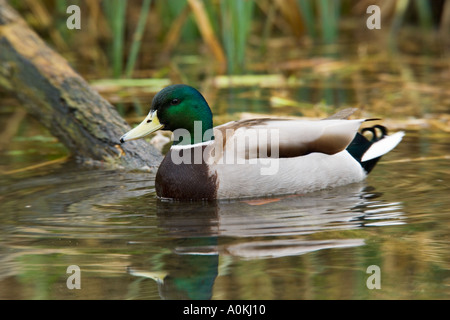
[413,0,433,30]
[125,0,152,78]
[318,0,340,44]
[11,0,447,79]
[390,0,410,37]
[220,0,255,74]
[188,0,226,72]
[297,0,317,38]
[103,0,127,78]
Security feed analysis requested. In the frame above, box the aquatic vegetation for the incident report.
[11,0,449,76]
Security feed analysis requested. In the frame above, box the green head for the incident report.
[120,84,214,145]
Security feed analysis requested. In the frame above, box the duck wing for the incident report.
[212,118,366,160]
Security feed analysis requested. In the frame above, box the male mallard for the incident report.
[120,84,404,200]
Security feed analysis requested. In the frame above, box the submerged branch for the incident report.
[0,0,162,170]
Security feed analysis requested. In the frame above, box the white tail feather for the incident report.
[361,131,405,162]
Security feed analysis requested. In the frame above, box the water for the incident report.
[0,35,449,300]
[0,129,448,300]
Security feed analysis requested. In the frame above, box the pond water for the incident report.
[0,39,449,300]
[1,118,448,300]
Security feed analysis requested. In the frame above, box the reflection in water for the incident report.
[129,238,219,300]
[0,168,404,299]
[155,182,405,240]
[128,183,404,299]
[2,150,447,299]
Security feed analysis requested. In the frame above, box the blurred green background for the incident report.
[7,0,448,75]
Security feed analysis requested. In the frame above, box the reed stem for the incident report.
[125,0,152,78]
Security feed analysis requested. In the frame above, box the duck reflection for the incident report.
[128,201,219,299]
[128,182,404,299]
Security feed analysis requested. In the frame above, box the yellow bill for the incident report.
[120,110,164,143]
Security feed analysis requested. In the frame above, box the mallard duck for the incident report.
[120,84,404,200]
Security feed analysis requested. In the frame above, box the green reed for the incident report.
[14,0,445,78]
[103,0,127,78]
[125,0,152,77]
[220,0,254,74]
[297,0,317,39]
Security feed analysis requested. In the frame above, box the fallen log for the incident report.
[0,0,162,169]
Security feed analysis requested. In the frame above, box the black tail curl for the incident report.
[346,125,388,174]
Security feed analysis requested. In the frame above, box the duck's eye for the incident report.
[170,98,180,105]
